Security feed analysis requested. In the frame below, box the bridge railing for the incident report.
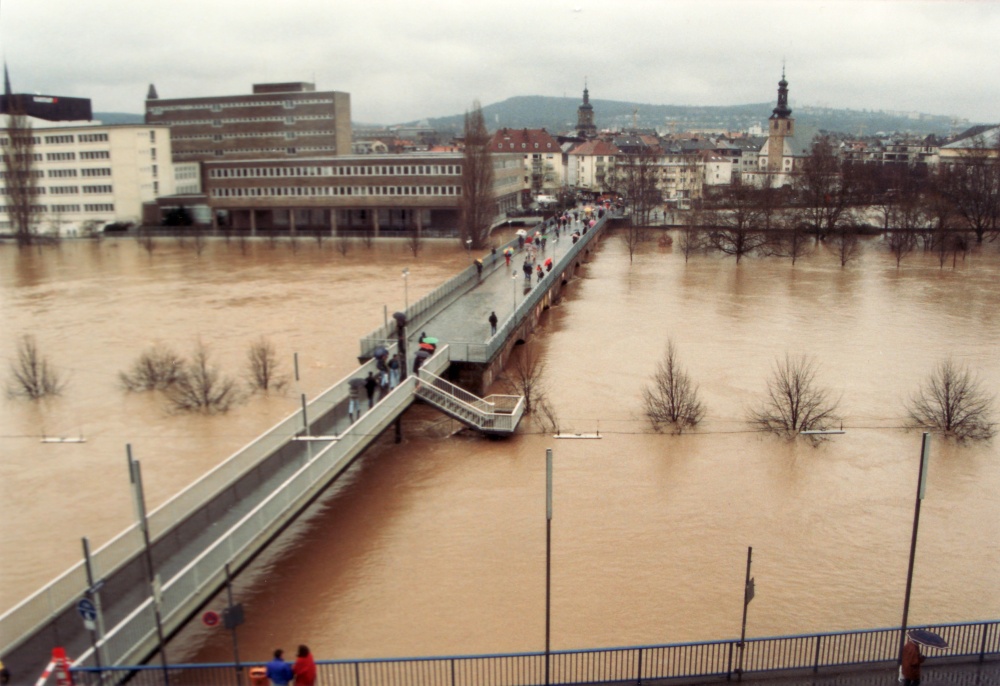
[70,620,1000,686]
[76,349,456,669]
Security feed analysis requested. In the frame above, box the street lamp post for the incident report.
[466,238,473,263]
[898,432,931,665]
[402,268,409,310]
[512,273,518,312]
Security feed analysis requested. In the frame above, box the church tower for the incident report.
[576,81,597,139]
[766,68,795,173]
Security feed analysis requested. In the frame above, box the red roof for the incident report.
[489,128,561,153]
[569,140,620,156]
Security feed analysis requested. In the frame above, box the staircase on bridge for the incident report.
[415,370,524,436]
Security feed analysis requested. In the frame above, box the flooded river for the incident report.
[1,232,998,664]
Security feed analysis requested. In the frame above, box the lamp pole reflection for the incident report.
[402,268,409,310]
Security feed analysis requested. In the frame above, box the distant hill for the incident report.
[409,95,966,138]
[95,112,144,124]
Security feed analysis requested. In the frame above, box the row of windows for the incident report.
[81,150,111,160]
[82,168,112,177]
[49,169,77,178]
[211,185,462,199]
[164,115,332,127]
[208,163,461,179]
[148,98,334,115]
[0,132,111,146]
[0,170,44,179]
[498,141,556,150]
[173,130,334,142]
[175,146,337,158]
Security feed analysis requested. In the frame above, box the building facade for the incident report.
[1,116,174,234]
[145,82,351,163]
[180,151,523,236]
[488,128,564,196]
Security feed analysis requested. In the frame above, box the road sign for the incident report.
[202,610,221,627]
[77,598,97,621]
[78,597,97,631]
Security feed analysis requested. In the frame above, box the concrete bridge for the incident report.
[0,211,613,681]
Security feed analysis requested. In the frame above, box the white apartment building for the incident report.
[0,116,174,235]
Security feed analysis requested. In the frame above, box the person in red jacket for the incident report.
[901,638,925,685]
[292,644,317,686]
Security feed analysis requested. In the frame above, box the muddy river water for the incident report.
[1,232,997,664]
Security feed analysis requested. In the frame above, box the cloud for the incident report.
[1,0,998,123]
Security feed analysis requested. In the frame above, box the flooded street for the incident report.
[2,232,998,664]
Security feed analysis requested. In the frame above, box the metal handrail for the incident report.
[70,620,1000,686]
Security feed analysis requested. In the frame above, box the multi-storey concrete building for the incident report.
[144,82,351,163]
[156,151,524,236]
[1,115,174,234]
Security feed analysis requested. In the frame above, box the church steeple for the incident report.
[576,79,597,139]
[771,66,792,119]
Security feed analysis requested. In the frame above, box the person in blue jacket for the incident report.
[266,648,294,686]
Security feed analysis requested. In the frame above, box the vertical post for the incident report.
[81,537,105,676]
[545,448,553,686]
[737,546,752,681]
[898,433,931,664]
[225,564,243,685]
[512,273,518,312]
[128,445,170,685]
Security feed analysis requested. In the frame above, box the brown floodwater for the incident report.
[1,233,998,665]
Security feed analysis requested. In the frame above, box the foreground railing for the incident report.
[70,620,1000,686]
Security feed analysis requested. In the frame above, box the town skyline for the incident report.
[1,0,998,125]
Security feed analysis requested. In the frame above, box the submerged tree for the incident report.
[460,101,495,250]
[2,98,42,247]
[246,337,288,393]
[706,177,769,263]
[906,359,995,441]
[7,335,65,399]
[166,342,241,413]
[120,343,184,391]
[642,339,705,433]
[748,354,841,438]
[499,341,547,415]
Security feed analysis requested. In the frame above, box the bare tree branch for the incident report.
[907,359,995,441]
[642,339,705,433]
[7,335,65,399]
[748,354,841,438]
[120,343,184,391]
[166,342,242,413]
[246,337,288,393]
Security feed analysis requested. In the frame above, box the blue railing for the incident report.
[69,620,1000,685]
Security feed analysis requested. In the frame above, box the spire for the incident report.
[146,83,159,100]
[4,62,12,99]
[772,67,791,119]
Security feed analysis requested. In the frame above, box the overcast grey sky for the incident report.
[2,0,998,125]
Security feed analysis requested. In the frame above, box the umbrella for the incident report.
[907,629,948,649]
[419,342,436,352]
[348,378,366,389]
[515,229,527,237]
[504,247,513,255]
[415,349,431,361]
[423,336,439,345]
[544,257,553,267]
[374,345,388,359]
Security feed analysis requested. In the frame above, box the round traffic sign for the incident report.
[202,610,221,627]
[77,598,97,622]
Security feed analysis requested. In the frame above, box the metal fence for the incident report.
[69,620,1000,686]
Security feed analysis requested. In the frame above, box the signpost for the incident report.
[737,546,754,682]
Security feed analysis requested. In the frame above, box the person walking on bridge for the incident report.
[901,638,925,686]
[365,371,377,409]
[522,260,532,283]
[488,311,498,335]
